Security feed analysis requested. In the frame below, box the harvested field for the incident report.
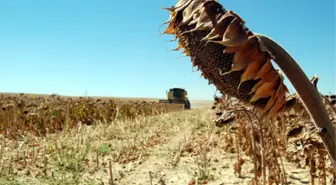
[2,85,334,184]
[0,107,333,185]
[0,93,335,185]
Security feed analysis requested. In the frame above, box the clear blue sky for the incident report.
[0,0,335,100]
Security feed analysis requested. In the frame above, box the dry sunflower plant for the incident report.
[161,0,336,184]
[0,93,183,139]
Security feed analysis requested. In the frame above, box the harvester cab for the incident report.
[159,88,191,109]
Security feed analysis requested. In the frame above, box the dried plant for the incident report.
[209,91,336,184]
[0,94,183,139]
[161,1,336,184]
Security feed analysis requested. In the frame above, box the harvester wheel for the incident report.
[184,100,191,110]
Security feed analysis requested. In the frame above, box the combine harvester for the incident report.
[159,88,191,110]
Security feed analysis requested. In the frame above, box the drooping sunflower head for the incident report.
[162,0,298,117]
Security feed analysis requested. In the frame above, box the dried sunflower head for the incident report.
[162,0,296,117]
